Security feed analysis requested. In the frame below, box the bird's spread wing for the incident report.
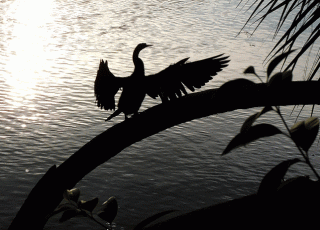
[94,59,123,110]
[145,54,230,102]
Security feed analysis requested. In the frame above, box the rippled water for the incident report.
[1,0,320,229]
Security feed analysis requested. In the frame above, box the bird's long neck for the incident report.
[132,50,145,77]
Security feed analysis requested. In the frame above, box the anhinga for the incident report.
[94,43,229,121]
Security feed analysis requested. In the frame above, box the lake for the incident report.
[1,0,319,229]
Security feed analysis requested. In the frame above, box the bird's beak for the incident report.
[146,44,152,47]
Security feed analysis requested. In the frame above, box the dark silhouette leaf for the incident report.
[268,70,293,87]
[97,196,118,223]
[243,66,256,75]
[268,72,283,86]
[267,50,295,80]
[305,116,319,130]
[222,124,283,155]
[282,70,293,83]
[241,113,260,134]
[78,197,99,213]
[59,209,84,222]
[258,158,301,196]
[243,66,264,82]
[47,203,76,219]
[290,117,319,152]
[240,106,273,133]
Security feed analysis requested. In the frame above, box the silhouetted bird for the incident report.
[94,43,229,121]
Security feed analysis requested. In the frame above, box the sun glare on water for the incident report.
[5,0,55,107]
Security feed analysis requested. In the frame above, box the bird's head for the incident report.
[133,43,152,57]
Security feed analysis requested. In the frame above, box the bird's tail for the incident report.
[105,109,122,121]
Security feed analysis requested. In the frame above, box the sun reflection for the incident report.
[5,0,55,107]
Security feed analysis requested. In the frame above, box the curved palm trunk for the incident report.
[9,81,320,229]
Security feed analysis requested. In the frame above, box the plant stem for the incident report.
[255,73,264,83]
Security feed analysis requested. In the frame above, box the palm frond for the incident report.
[308,48,320,80]
[239,0,320,80]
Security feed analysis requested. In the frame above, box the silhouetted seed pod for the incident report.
[97,196,118,224]
[63,188,80,203]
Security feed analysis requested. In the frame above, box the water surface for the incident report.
[1,0,319,229]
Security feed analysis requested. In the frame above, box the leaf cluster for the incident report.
[223,51,320,193]
[222,95,319,199]
[48,188,118,229]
